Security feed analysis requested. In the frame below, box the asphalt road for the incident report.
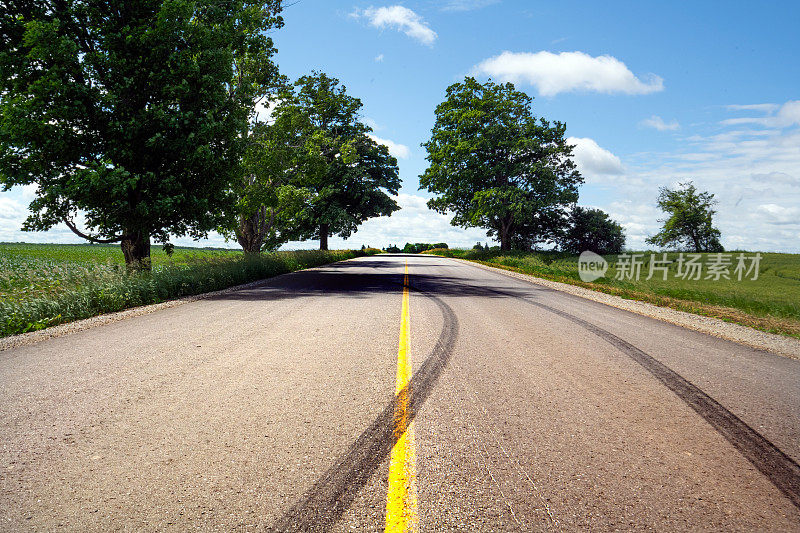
[1,253,799,531]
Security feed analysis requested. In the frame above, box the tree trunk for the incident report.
[691,231,701,253]
[236,213,263,255]
[319,223,329,250]
[121,229,151,270]
[499,225,511,251]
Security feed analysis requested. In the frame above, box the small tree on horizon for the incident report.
[646,181,723,252]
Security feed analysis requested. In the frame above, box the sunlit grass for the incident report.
[0,243,376,337]
[426,248,800,337]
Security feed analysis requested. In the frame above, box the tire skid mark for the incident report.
[485,285,800,511]
[271,283,458,532]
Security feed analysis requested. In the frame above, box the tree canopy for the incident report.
[420,77,582,251]
[282,72,401,250]
[0,0,283,267]
[219,81,321,254]
[646,181,723,252]
[559,206,626,255]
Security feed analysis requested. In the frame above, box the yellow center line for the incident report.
[385,261,419,533]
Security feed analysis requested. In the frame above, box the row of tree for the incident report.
[417,77,722,255]
[0,1,400,268]
[1,3,723,266]
[383,242,449,254]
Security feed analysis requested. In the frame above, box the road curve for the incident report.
[1,253,799,531]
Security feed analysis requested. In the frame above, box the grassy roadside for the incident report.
[424,248,800,339]
[0,243,381,337]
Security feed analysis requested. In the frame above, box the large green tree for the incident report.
[646,181,723,252]
[559,206,626,255]
[283,72,401,250]
[221,92,315,254]
[420,77,582,251]
[0,0,283,267]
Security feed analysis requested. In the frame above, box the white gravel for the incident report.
[456,257,800,361]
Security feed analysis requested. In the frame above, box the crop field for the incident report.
[0,243,376,337]
[427,248,800,338]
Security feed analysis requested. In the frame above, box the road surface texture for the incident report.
[1,254,799,531]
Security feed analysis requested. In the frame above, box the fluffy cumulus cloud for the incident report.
[441,0,500,11]
[473,51,664,96]
[640,115,680,131]
[0,194,83,244]
[356,6,437,46]
[567,137,624,180]
[368,134,411,159]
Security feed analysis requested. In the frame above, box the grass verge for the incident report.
[425,248,800,339]
[0,245,379,337]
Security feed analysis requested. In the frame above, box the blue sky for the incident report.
[2,0,799,251]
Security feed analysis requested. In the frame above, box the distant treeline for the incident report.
[385,243,449,254]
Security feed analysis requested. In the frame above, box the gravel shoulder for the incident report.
[453,257,800,360]
[0,259,361,353]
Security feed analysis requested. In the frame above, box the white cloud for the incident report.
[374,53,384,62]
[368,134,411,159]
[727,103,779,113]
[0,196,26,221]
[752,171,800,187]
[252,98,279,124]
[640,115,680,131]
[721,100,800,128]
[756,204,800,225]
[441,0,500,11]
[473,51,664,96]
[567,137,624,179]
[363,117,381,131]
[357,6,437,46]
[605,200,661,249]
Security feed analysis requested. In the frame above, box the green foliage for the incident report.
[646,181,723,252]
[0,243,375,337]
[420,77,582,251]
[400,242,448,253]
[427,248,800,335]
[384,244,402,253]
[398,242,447,254]
[221,88,316,253]
[559,207,626,255]
[277,72,401,249]
[0,1,283,266]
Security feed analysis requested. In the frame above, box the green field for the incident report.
[0,243,376,337]
[426,248,800,338]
